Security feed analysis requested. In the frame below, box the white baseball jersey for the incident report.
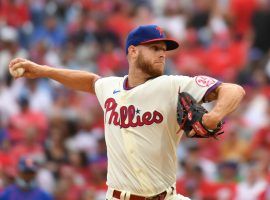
[94,75,220,196]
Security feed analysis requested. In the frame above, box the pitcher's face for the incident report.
[135,41,166,78]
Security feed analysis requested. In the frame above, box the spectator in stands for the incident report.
[0,157,53,200]
[31,14,66,49]
[252,0,270,54]
[53,165,85,200]
[7,95,48,143]
[45,126,68,179]
[177,164,214,199]
[214,161,238,200]
[10,126,45,166]
[79,188,96,200]
[217,160,240,183]
[0,74,19,124]
[0,0,30,28]
[0,26,28,80]
[248,101,270,159]
[219,122,249,162]
[236,161,268,200]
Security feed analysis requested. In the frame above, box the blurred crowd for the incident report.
[0,0,270,199]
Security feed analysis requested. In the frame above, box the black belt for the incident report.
[112,190,167,200]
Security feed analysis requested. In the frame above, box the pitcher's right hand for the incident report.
[9,58,48,79]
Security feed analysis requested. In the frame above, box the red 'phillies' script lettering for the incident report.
[104,98,163,128]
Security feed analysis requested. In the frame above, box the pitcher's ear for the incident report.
[128,45,138,57]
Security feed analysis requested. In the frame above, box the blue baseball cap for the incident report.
[18,157,38,173]
[125,25,179,54]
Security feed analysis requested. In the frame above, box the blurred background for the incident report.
[0,0,270,199]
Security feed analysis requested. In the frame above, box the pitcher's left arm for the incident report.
[202,83,246,129]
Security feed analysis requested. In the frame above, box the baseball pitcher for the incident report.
[8,25,245,200]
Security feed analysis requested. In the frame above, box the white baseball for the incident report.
[9,67,25,77]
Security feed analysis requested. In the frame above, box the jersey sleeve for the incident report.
[171,75,222,102]
[94,78,105,107]
[94,76,121,109]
